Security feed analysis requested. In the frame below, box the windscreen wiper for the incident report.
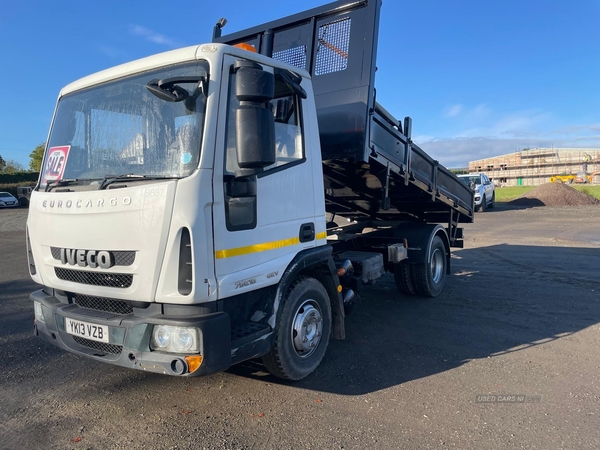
[45,178,99,192]
[98,174,179,190]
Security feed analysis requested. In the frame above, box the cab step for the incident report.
[230,322,272,364]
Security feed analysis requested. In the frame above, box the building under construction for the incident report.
[468,148,600,186]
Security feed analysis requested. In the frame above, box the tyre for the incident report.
[18,197,29,208]
[488,192,495,209]
[410,235,447,297]
[262,277,331,380]
[479,195,486,212]
[394,261,416,296]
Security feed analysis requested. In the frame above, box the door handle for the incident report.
[299,223,315,243]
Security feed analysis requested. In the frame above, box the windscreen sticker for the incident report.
[180,152,192,165]
[41,145,71,184]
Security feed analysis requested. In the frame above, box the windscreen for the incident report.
[41,61,209,188]
[460,176,481,186]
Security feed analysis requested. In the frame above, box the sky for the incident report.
[0,0,598,168]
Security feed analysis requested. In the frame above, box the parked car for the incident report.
[16,185,35,207]
[458,173,495,211]
[0,192,19,208]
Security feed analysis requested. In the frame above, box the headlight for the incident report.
[151,325,200,353]
[34,302,45,323]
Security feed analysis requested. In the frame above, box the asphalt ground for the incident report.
[0,205,599,449]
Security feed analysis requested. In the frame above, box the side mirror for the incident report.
[234,60,276,177]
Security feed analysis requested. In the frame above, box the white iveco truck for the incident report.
[28,0,473,380]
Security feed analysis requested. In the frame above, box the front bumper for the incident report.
[31,289,231,376]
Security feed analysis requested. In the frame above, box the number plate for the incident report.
[65,317,109,343]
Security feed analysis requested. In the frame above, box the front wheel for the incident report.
[479,195,487,212]
[262,277,332,380]
[410,236,447,297]
[488,192,495,209]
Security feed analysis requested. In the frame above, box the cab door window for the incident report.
[224,71,304,176]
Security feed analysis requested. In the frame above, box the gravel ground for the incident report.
[1,205,599,449]
[0,208,28,233]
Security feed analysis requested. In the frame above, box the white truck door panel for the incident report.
[212,55,318,299]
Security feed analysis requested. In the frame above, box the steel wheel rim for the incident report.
[431,247,444,284]
[291,299,323,358]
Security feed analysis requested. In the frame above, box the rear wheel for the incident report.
[262,277,331,380]
[394,261,416,296]
[410,236,447,297]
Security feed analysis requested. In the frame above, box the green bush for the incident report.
[0,172,39,184]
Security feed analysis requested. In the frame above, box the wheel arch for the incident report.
[394,223,451,274]
[269,246,345,341]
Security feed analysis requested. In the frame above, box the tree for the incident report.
[0,155,5,172]
[29,142,46,172]
[1,159,26,174]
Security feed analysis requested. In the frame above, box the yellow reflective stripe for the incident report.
[215,231,328,259]
[216,237,300,259]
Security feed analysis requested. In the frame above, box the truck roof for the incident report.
[60,44,311,97]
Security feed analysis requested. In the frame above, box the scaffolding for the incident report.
[468,148,600,186]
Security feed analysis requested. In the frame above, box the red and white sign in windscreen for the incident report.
[41,146,71,184]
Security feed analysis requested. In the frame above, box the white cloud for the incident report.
[415,136,600,168]
[99,46,126,58]
[494,110,551,137]
[129,25,179,46]
[443,103,491,120]
[471,103,491,119]
[444,104,463,117]
[448,109,553,140]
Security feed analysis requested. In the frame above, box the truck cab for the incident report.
[29,43,332,376]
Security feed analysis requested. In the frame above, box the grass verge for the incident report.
[495,186,535,202]
[571,185,600,199]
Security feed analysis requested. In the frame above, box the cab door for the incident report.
[212,55,318,300]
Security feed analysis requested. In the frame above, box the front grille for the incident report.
[73,294,133,315]
[55,268,133,288]
[73,336,122,355]
[50,248,135,266]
